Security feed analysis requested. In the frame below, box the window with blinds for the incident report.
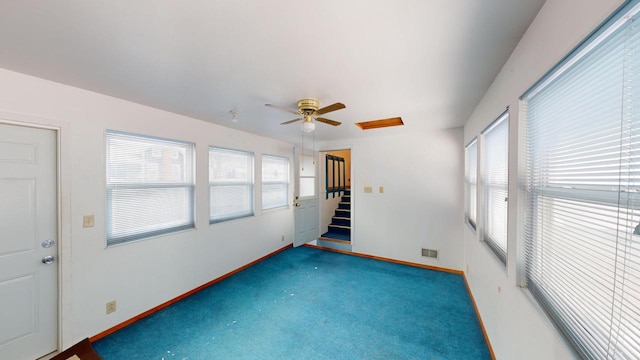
[106,131,195,245]
[209,147,254,223]
[262,155,289,210]
[465,138,478,230]
[520,2,640,358]
[481,111,509,265]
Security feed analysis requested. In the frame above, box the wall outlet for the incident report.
[281,235,285,241]
[106,300,116,314]
[364,186,372,193]
[83,215,95,228]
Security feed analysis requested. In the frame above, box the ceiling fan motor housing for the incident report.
[297,98,319,114]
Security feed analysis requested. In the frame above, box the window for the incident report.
[520,2,640,358]
[298,154,316,198]
[106,131,195,245]
[209,147,254,223]
[480,111,508,264]
[465,139,478,230]
[262,155,289,210]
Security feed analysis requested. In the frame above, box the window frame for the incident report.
[464,138,478,231]
[208,146,255,224]
[261,154,290,211]
[480,110,509,265]
[105,130,195,246]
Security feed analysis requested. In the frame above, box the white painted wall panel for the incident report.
[321,128,464,271]
[0,68,295,348]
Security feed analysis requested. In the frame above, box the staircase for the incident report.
[318,189,351,251]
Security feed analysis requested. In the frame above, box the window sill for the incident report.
[261,205,291,214]
[209,213,254,225]
[105,226,196,248]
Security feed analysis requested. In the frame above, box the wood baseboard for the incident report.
[462,274,496,360]
[304,244,462,274]
[90,244,292,342]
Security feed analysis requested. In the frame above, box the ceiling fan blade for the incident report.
[281,117,303,125]
[316,102,346,115]
[316,117,342,126]
[265,103,300,115]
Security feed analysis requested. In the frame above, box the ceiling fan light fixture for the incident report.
[266,98,344,130]
[301,120,316,133]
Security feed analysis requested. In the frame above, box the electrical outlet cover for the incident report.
[106,300,116,314]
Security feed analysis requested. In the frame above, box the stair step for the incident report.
[317,239,352,251]
[329,224,351,230]
[331,217,351,226]
[321,230,351,241]
[338,202,351,210]
[335,210,351,217]
[318,237,351,245]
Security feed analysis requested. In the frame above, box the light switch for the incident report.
[83,215,95,228]
[364,186,372,193]
[379,186,384,193]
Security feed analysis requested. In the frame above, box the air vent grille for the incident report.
[421,248,439,259]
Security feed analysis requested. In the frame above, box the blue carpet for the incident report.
[93,246,490,359]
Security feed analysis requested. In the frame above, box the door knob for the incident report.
[42,239,55,248]
[42,255,55,264]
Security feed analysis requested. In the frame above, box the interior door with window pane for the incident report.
[293,147,319,247]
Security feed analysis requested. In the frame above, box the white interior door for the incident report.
[0,123,58,360]
[293,147,319,247]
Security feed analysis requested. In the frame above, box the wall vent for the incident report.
[421,248,439,259]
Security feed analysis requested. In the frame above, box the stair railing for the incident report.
[326,154,346,199]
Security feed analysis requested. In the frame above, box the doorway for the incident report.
[318,149,352,251]
[0,123,59,359]
[293,147,319,247]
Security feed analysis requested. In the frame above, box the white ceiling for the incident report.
[0,0,545,143]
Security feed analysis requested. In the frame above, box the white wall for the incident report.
[462,0,623,359]
[320,127,464,271]
[0,68,295,349]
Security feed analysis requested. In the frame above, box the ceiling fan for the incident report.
[265,98,345,132]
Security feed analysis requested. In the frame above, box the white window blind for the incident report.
[521,2,640,358]
[465,139,478,230]
[481,111,509,264]
[209,147,254,223]
[262,155,289,210]
[106,131,195,245]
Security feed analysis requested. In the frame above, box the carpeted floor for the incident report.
[93,246,491,359]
